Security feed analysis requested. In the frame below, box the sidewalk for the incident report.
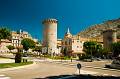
[0,53,15,59]
[0,59,14,63]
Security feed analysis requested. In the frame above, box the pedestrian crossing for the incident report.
[34,59,120,76]
[75,69,98,75]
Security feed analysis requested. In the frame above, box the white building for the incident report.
[11,29,36,48]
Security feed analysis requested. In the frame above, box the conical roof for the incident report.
[65,28,72,38]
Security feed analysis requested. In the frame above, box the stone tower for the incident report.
[103,29,117,49]
[42,19,58,56]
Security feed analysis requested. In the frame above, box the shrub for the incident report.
[79,54,91,60]
[15,53,22,63]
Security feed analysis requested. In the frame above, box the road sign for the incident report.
[77,63,81,69]
[77,63,81,75]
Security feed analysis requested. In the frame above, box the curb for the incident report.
[0,62,36,72]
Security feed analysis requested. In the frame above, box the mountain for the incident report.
[78,18,120,39]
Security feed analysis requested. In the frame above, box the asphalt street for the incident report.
[0,59,120,79]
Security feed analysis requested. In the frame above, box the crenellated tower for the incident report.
[42,19,58,56]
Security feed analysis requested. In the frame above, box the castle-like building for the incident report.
[102,29,117,49]
[42,19,58,56]
[42,18,88,56]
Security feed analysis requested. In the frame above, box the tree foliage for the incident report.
[0,27,11,40]
[6,45,15,52]
[33,46,42,52]
[61,47,68,56]
[111,42,120,57]
[21,38,35,51]
[83,41,103,57]
[101,48,110,56]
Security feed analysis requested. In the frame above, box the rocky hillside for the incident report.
[78,18,120,39]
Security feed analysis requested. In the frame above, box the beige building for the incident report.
[11,29,33,48]
[0,29,38,53]
[0,39,12,53]
[11,31,21,48]
[62,28,85,56]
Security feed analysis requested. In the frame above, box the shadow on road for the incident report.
[34,74,120,79]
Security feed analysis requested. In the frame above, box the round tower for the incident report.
[42,19,58,55]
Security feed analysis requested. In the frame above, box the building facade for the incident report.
[11,29,33,48]
[42,19,58,56]
[62,28,85,57]
[0,39,12,53]
[0,29,38,53]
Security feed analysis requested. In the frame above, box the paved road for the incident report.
[43,59,120,76]
[0,61,76,79]
[0,59,120,79]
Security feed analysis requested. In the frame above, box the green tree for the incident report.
[33,46,42,52]
[95,44,103,57]
[83,41,103,57]
[83,41,96,55]
[0,27,11,40]
[61,47,68,56]
[111,42,120,57]
[101,48,110,56]
[21,38,35,52]
[6,45,15,53]
[33,46,42,56]
[63,47,68,56]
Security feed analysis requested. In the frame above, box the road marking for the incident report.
[0,74,11,79]
[112,75,117,76]
[0,75,5,77]
[75,69,98,75]
[37,60,120,72]
[103,74,108,76]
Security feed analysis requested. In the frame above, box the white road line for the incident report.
[75,69,98,75]
[103,74,108,76]
[0,75,11,79]
[0,75,5,77]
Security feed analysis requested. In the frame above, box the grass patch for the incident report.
[46,56,72,60]
[0,61,33,69]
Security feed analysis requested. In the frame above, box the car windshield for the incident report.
[0,0,120,79]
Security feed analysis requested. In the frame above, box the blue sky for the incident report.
[0,0,120,40]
